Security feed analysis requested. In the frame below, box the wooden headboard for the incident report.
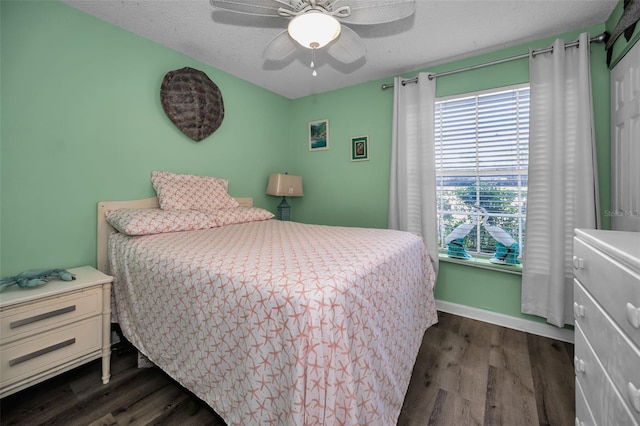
[96,196,253,274]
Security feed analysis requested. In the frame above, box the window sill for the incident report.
[439,253,523,275]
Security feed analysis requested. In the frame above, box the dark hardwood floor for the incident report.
[397,312,574,426]
[0,312,575,426]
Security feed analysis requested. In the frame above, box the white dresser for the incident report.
[0,266,113,398]
[573,229,640,426]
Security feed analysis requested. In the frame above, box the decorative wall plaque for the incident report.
[160,67,224,141]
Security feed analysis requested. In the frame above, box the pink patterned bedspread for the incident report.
[108,220,437,425]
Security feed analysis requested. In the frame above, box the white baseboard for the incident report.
[435,300,575,343]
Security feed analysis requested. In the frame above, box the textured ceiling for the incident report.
[61,0,618,99]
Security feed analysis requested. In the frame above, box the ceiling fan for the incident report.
[210,0,416,74]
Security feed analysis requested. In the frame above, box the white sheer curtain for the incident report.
[521,33,600,327]
[388,72,439,273]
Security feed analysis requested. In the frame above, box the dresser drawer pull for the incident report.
[573,302,585,319]
[574,356,586,374]
[10,305,76,329]
[629,382,640,413]
[8,338,76,366]
[573,256,584,270]
[627,303,640,329]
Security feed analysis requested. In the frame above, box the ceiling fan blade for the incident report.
[326,26,365,64]
[264,30,298,61]
[332,0,415,25]
[210,0,293,17]
[605,0,640,51]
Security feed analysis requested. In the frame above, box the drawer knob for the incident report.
[627,303,640,329]
[575,418,585,426]
[629,382,640,413]
[573,256,584,270]
[573,302,585,319]
[574,356,586,375]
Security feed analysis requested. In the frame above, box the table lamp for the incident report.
[266,173,303,221]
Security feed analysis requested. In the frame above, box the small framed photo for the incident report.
[309,119,329,151]
[350,135,369,161]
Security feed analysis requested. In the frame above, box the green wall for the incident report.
[287,81,393,227]
[0,1,292,276]
[0,0,619,327]
[289,24,612,324]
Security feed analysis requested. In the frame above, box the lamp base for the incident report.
[277,197,291,221]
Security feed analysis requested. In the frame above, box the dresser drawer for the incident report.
[0,316,102,387]
[574,323,638,426]
[0,287,102,345]
[576,377,597,426]
[574,237,640,349]
[575,279,640,422]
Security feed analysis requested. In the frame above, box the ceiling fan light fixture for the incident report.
[288,11,341,49]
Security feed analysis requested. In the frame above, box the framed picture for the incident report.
[309,119,329,151]
[350,135,369,161]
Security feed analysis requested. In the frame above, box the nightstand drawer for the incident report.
[0,287,102,345]
[0,316,102,386]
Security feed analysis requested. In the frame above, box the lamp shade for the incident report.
[266,174,303,197]
[288,12,341,49]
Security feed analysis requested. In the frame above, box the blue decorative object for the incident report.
[444,206,521,265]
[276,197,292,221]
[478,207,521,265]
[444,210,477,259]
[447,238,472,259]
[489,242,521,265]
[0,269,75,292]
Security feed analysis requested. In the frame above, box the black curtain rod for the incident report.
[381,32,608,90]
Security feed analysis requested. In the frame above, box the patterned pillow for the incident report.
[106,208,218,236]
[151,171,239,212]
[215,207,274,226]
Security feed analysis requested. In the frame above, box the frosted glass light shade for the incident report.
[288,12,341,49]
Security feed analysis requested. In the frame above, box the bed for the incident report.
[97,194,437,425]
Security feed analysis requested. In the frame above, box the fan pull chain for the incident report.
[310,43,318,77]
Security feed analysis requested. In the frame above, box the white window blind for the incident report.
[435,85,529,257]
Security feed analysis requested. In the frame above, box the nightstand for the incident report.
[0,266,113,398]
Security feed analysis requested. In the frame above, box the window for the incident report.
[435,85,529,262]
